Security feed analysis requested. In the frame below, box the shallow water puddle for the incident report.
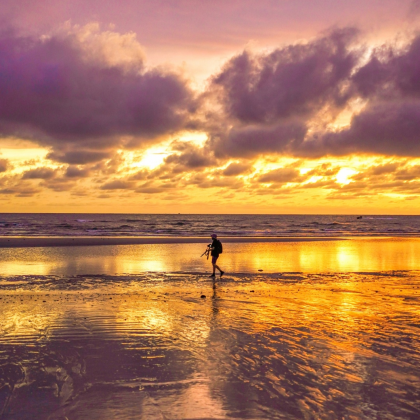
[2,237,420,275]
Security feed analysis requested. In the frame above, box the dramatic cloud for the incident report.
[303,101,420,157]
[301,35,420,158]
[2,17,420,210]
[213,28,358,124]
[0,25,194,163]
[353,34,420,99]
[212,122,307,158]
[200,28,361,160]
[192,29,420,162]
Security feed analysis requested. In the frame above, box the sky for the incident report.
[1,0,420,213]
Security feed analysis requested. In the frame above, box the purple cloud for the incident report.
[0,28,194,163]
[203,30,420,160]
[202,29,360,160]
[303,101,420,157]
[293,34,420,158]
[352,35,420,99]
[212,121,307,158]
[212,28,358,124]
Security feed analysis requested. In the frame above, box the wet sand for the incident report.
[1,271,420,419]
[0,237,420,276]
[1,238,420,419]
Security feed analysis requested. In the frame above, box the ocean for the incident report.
[0,213,419,237]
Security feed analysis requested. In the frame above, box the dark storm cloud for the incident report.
[0,28,194,163]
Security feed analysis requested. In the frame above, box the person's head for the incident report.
[211,233,217,239]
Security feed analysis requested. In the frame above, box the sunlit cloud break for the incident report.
[0,6,420,212]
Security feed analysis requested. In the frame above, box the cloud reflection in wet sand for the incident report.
[1,237,420,276]
[0,272,420,419]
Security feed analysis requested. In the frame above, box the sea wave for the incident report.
[0,214,419,237]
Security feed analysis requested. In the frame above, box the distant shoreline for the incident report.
[0,236,344,248]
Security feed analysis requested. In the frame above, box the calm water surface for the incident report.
[0,237,419,276]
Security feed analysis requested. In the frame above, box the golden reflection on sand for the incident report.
[1,237,420,276]
[1,306,59,341]
[114,292,212,345]
[1,271,420,419]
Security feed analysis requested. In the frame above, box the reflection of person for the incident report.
[209,233,224,277]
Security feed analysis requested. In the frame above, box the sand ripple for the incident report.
[1,271,420,419]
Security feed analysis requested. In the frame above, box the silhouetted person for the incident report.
[209,233,224,277]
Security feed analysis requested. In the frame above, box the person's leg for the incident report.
[211,264,224,276]
[210,255,217,276]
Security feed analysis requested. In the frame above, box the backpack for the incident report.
[216,239,223,254]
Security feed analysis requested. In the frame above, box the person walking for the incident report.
[209,233,224,277]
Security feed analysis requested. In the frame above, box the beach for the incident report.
[0,236,420,419]
[3,0,420,415]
